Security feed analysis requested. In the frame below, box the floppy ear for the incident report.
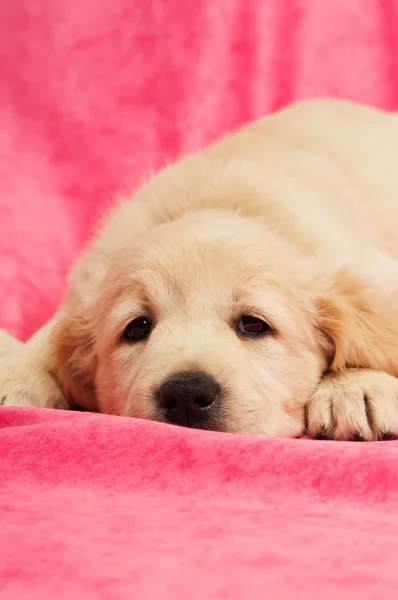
[49,243,114,411]
[314,269,398,376]
[51,302,99,411]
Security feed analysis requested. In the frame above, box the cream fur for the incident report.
[2,98,398,440]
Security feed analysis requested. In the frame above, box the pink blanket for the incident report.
[1,0,398,597]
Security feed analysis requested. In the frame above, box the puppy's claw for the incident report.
[379,431,398,441]
[348,433,367,443]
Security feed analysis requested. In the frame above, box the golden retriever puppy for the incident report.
[2,98,398,440]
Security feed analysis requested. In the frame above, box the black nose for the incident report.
[157,371,219,428]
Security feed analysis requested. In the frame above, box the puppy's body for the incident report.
[3,98,398,440]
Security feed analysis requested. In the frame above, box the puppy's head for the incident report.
[54,210,330,437]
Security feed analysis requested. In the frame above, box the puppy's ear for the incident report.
[314,269,398,375]
[51,299,98,412]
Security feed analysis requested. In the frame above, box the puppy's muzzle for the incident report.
[157,371,220,429]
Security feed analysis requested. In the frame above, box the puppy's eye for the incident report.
[237,315,271,337]
[123,317,152,342]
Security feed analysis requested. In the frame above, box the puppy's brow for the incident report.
[230,297,266,317]
[232,292,244,304]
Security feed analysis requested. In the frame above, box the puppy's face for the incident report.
[92,211,327,437]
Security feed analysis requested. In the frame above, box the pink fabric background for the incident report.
[1,0,398,597]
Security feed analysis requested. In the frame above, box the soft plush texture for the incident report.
[2,406,398,599]
[1,0,398,597]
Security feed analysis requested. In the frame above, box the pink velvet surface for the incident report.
[1,0,398,597]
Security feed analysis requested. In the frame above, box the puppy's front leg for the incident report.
[0,319,68,409]
[307,369,398,441]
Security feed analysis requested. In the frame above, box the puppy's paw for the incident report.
[0,356,68,410]
[307,369,398,441]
